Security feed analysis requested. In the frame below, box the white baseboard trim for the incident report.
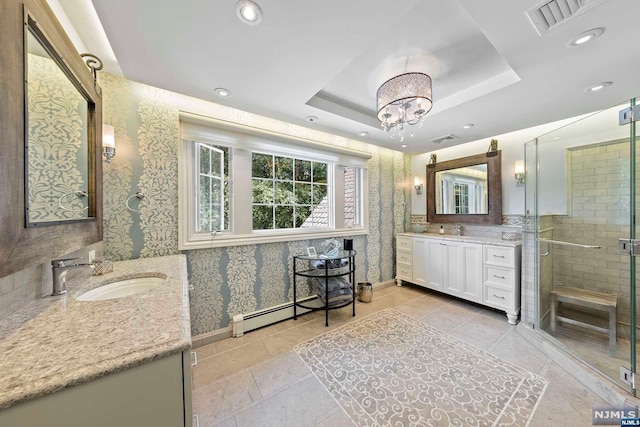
[231,295,316,337]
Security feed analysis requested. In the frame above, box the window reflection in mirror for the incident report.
[435,164,488,214]
[26,27,90,224]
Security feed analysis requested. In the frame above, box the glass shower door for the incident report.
[530,98,638,393]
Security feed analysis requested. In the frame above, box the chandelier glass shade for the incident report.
[376,72,432,141]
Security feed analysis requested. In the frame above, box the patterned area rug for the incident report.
[294,309,547,426]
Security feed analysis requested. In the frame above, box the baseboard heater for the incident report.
[232,295,317,337]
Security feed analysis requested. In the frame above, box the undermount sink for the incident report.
[76,275,166,301]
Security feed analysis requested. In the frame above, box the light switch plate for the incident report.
[88,250,96,263]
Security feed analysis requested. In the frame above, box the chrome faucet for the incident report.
[455,225,463,236]
[51,257,92,296]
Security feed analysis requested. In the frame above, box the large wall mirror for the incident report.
[427,151,502,224]
[0,0,102,278]
[25,18,94,225]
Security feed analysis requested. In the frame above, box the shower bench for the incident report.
[550,287,618,355]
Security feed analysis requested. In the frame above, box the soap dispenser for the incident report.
[439,225,444,235]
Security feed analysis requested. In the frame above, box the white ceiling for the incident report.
[58,0,640,153]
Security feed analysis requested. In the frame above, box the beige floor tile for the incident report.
[262,319,334,357]
[418,306,474,332]
[448,329,495,350]
[374,284,401,296]
[444,298,485,316]
[529,363,606,427]
[449,313,514,349]
[214,331,264,354]
[394,296,444,319]
[352,296,393,316]
[374,290,422,307]
[191,285,620,427]
[193,339,272,389]
[316,407,355,427]
[193,341,220,361]
[208,416,237,427]
[488,330,549,374]
[233,375,338,427]
[192,369,261,426]
[250,351,312,397]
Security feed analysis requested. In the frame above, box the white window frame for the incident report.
[250,153,332,231]
[196,142,226,232]
[178,113,370,250]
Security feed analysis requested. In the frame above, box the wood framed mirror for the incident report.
[426,151,502,225]
[0,0,103,278]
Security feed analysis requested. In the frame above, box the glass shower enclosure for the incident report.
[527,98,639,394]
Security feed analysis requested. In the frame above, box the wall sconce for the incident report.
[102,124,116,163]
[414,176,423,194]
[514,160,525,185]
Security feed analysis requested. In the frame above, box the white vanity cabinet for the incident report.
[396,233,521,324]
[410,238,481,301]
[396,236,413,283]
[442,240,483,303]
[483,245,521,324]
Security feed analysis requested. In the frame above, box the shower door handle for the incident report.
[538,238,602,256]
[619,238,640,255]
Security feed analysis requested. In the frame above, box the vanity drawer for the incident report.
[397,249,412,266]
[484,245,514,268]
[484,265,514,287]
[397,236,412,251]
[484,284,514,310]
[396,264,412,280]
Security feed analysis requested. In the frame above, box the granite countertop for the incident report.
[398,232,522,247]
[0,254,191,410]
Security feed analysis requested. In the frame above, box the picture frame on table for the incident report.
[306,247,317,257]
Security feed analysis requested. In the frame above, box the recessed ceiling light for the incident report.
[568,28,605,47]
[214,88,231,97]
[305,116,318,122]
[584,81,612,92]
[401,144,407,148]
[461,123,474,129]
[552,136,561,140]
[236,0,263,25]
[359,131,368,137]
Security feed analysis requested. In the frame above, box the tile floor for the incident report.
[192,284,609,426]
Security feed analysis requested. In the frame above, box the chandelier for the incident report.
[376,72,432,142]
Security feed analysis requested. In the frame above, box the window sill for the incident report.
[179,228,368,251]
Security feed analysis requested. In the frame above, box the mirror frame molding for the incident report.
[25,14,97,226]
[0,0,103,278]
[426,151,502,225]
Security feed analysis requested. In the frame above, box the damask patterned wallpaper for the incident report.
[27,54,88,223]
[99,73,411,336]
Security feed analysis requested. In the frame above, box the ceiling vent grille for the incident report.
[430,134,458,144]
[526,0,609,36]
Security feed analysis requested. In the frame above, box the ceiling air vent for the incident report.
[430,134,458,144]
[526,0,609,36]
